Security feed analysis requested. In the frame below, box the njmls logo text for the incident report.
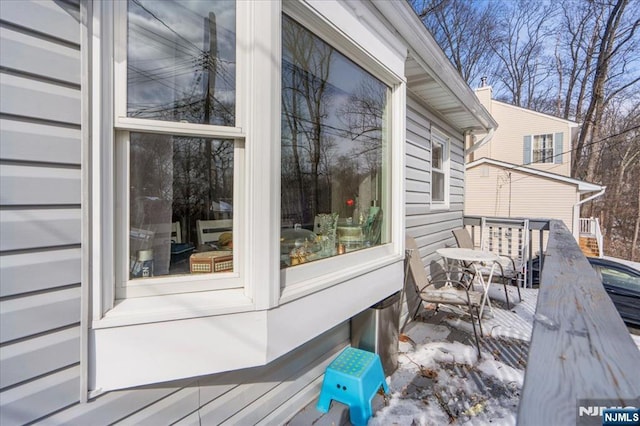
[577,399,640,426]
[602,408,639,426]
[578,406,638,417]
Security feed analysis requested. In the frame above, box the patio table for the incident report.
[436,247,500,318]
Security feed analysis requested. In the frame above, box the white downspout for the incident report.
[466,127,495,156]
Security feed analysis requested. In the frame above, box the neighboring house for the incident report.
[0,1,495,424]
[465,84,605,254]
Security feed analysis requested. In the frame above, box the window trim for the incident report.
[110,1,247,298]
[278,3,406,297]
[531,133,555,164]
[430,129,450,208]
[89,0,257,320]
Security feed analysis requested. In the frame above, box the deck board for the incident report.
[518,220,640,425]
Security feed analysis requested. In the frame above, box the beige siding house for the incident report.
[465,85,605,244]
[466,158,603,239]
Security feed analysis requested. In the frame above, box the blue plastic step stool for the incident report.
[316,347,388,425]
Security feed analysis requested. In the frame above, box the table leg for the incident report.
[477,262,496,318]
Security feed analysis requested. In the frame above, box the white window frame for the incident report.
[84,0,405,394]
[430,129,450,208]
[278,2,405,302]
[112,1,246,299]
[89,0,264,325]
[531,133,554,164]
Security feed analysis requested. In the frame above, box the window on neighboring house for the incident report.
[524,132,563,165]
[431,131,449,205]
[114,0,242,298]
[280,14,391,268]
[532,133,554,163]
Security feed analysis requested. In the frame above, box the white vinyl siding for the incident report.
[0,1,82,424]
[405,95,464,275]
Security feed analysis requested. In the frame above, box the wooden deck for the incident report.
[288,218,640,425]
[518,220,640,425]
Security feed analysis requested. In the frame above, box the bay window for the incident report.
[88,0,405,392]
[280,14,391,268]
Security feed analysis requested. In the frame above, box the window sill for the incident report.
[429,203,450,211]
[93,288,254,328]
[279,245,403,304]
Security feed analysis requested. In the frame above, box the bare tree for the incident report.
[491,0,556,108]
[573,0,639,181]
[594,101,640,260]
[411,0,498,85]
[555,1,604,121]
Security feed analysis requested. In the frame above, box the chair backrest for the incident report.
[481,217,530,285]
[480,218,529,260]
[171,221,181,244]
[196,219,233,246]
[452,228,474,250]
[406,236,429,288]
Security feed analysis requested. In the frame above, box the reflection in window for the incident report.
[532,134,553,163]
[129,133,233,279]
[280,15,390,268]
[127,0,235,125]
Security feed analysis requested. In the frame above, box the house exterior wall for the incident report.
[465,163,578,235]
[0,0,83,423]
[0,1,477,424]
[473,87,573,177]
[405,95,465,270]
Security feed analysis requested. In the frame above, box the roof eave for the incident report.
[372,0,497,133]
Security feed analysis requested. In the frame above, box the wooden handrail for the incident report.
[518,220,640,425]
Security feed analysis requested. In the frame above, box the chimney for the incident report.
[474,77,492,111]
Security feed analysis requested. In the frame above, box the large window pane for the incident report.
[129,133,234,280]
[127,0,235,125]
[281,15,390,268]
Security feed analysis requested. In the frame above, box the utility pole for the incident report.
[203,11,217,219]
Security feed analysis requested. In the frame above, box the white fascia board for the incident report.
[467,158,605,192]
[371,0,497,132]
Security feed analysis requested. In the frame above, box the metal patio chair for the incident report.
[405,236,483,356]
[452,227,522,307]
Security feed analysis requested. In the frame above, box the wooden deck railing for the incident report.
[518,220,640,424]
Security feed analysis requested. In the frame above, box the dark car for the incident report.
[587,257,640,328]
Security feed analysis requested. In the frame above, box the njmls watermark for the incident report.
[577,399,640,426]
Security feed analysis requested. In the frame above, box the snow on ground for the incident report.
[370,288,538,426]
[290,285,639,425]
